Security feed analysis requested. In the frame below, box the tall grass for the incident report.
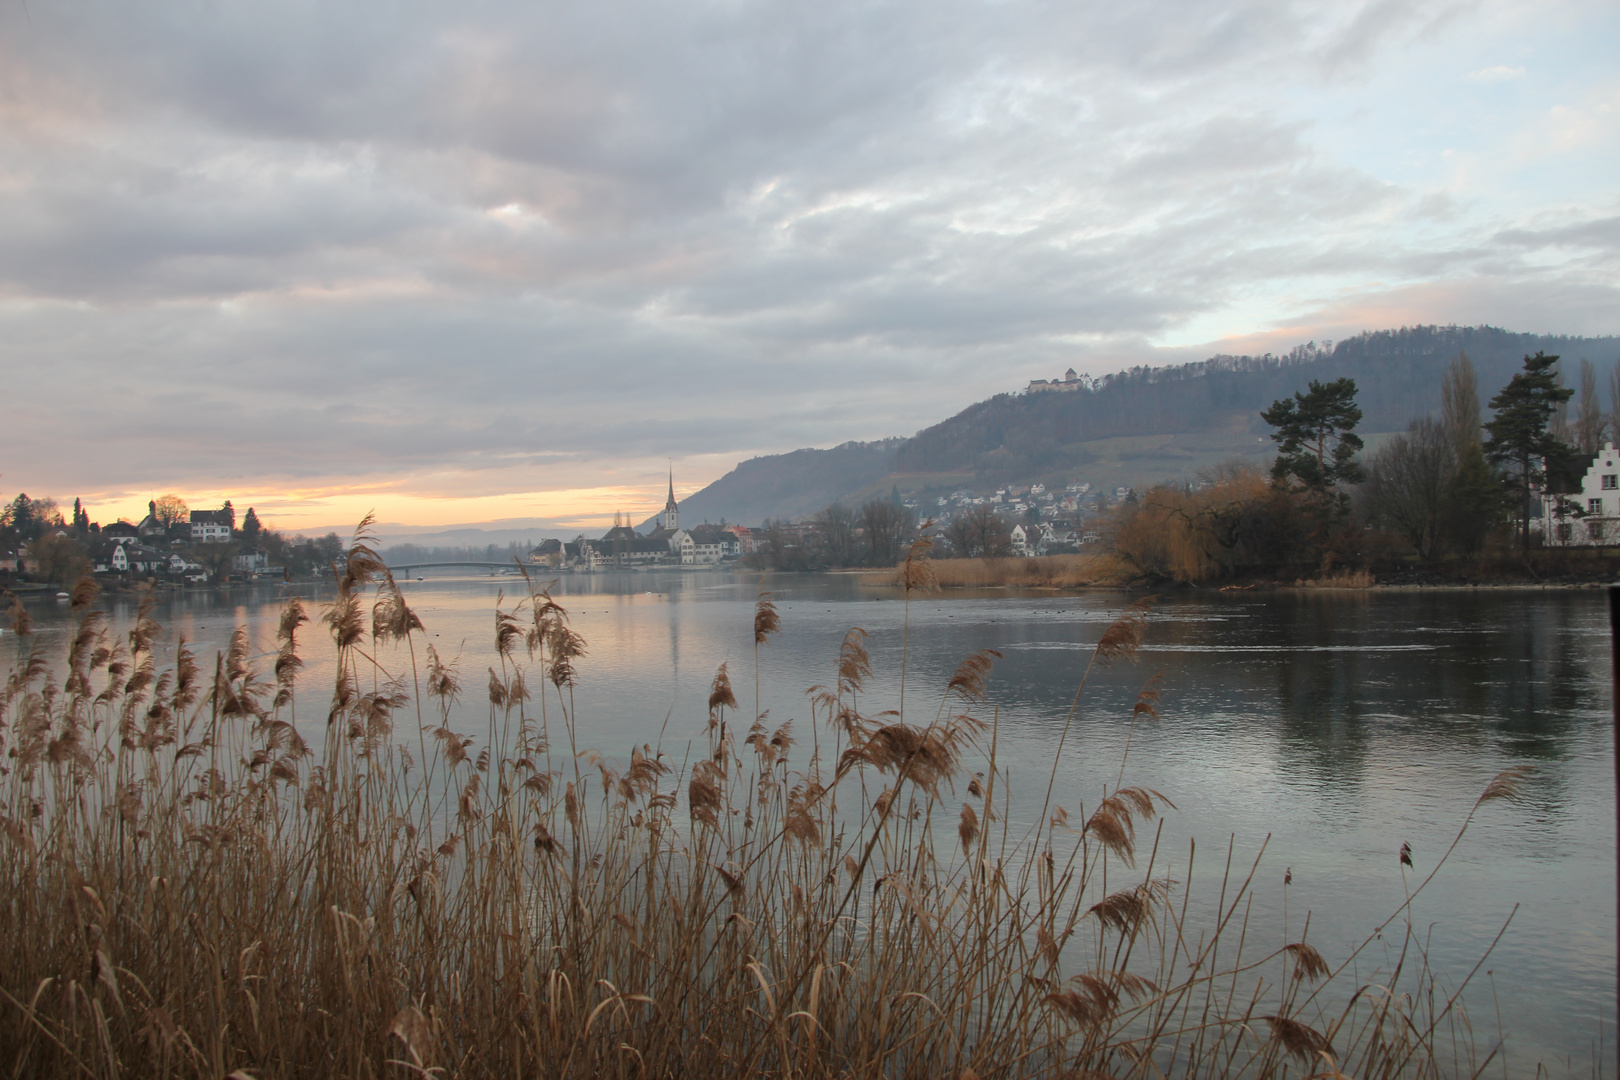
[896,553,1129,590]
[0,525,1526,1078]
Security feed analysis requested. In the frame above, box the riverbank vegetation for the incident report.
[1059,350,1620,588]
[879,553,1130,590]
[757,350,1620,589]
[0,526,1528,1076]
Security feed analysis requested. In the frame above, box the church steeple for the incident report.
[663,465,679,532]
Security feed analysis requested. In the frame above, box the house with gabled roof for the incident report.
[1542,443,1620,547]
[191,502,235,543]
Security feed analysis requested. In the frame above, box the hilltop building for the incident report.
[1027,368,1083,393]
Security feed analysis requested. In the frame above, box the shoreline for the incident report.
[853,560,1620,594]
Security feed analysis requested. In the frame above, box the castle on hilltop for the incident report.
[1027,368,1083,393]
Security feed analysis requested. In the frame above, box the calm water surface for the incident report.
[12,571,1616,1071]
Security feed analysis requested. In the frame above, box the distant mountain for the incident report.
[649,439,903,528]
[683,326,1620,524]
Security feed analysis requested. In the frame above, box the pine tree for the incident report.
[1485,351,1576,554]
[1260,378,1365,512]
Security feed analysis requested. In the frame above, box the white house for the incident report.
[670,529,697,565]
[1542,443,1620,546]
[190,504,234,543]
[1009,524,1029,557]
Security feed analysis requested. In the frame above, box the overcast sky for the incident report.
[2,0,1615,534]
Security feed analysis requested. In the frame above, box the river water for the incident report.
[10,570,1616,1071]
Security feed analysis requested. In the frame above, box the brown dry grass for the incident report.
[0,531,1524,1078]
[1295,568,1376,589]
[888,553,1131,590]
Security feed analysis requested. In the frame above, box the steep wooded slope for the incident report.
[686,326,1620,522]
[660,439,901,527]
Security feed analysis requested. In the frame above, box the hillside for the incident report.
[684,326,1620,523]
[652,439,902,528]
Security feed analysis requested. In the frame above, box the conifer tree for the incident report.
[1485,351,1576,554]
[1260,377,1365,513]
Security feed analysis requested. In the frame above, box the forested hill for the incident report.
[685,326,1620,523]
[657,439,902,528]
[895,326,1619,474]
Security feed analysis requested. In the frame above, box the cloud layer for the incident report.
[1,0,1615,528]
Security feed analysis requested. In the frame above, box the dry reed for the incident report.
[1295,568,1376,589]
[0,534,1529,1078]
[901,553,1130,590]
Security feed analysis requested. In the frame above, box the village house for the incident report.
[102,520,141,543]
[530,538,565,568]
[190,503,235,543]
[687,523,740,563]
[723,524,753,555]
[121,544,170,575]
[1542,443,1620,547]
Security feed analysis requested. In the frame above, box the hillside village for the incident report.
[0,495,349,589]
[523,468,1127,573]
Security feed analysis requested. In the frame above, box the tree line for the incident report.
[1112,350,1605,582]
[744,497,918,570]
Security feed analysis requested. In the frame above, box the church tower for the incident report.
[663,466,679,532]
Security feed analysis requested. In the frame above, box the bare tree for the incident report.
[153,494,190,529]
[859,499,909,566]
[1610,360,1620,452]
[813,504,858,566]
[1576,358,1608,454]
[1362,417,1455,560]
[946,505,1011,558]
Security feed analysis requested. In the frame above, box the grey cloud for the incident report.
[0,0,1613,508]
[1493,215,1620,252]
